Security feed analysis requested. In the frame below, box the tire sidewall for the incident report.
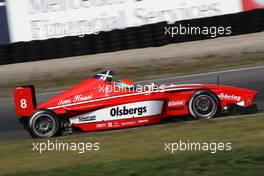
[28,110,60,138]
[189,90,220,119]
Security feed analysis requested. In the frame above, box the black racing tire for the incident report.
[189,90,220,119]
[28,110,60,138]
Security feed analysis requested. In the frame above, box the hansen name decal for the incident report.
[57,94,93,105]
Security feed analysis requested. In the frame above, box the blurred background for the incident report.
[0,0,264,176]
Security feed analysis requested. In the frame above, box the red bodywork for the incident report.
[14,72,258,132]
[243,0,264,11]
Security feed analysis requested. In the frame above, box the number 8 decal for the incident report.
[20,99,27,109]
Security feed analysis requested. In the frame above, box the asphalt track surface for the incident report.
[1,66,263,141]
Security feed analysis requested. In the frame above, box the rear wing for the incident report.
[13,85,37,117]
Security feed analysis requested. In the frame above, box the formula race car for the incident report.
[14,71,258,138]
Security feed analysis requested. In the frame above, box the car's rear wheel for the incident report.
[28,110,60,138]
[189,90,220,119]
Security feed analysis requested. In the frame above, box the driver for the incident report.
[116,79,134,89]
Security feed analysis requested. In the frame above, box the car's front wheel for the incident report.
[28,110,60,138]
[189,90,220,119]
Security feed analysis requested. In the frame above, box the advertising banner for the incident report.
[6,0,242,42]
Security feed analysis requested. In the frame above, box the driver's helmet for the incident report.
[116,79,134,89]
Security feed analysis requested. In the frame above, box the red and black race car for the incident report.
[14,71,258,138]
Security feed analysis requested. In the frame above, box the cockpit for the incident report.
[93,70,135,90]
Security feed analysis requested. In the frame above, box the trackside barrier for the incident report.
[0,9,263,65]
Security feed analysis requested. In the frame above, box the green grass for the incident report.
[0,113,264,176]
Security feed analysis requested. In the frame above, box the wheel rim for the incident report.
[192,95,217,119]
[32,113,57,137]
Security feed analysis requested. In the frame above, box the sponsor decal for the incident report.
[168,107,185,111]
[112,122,121,128]
[246,98,252,104]
[121,121,136,126]
[108,122,113,127]
[58,94,92,105]
[218,93,241,102]
[79,115,96,122]
[110,106,147,117]
[168,100,185,107]
[69,101,163,125]
[138,119,149,123]
[96,123,107,128]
